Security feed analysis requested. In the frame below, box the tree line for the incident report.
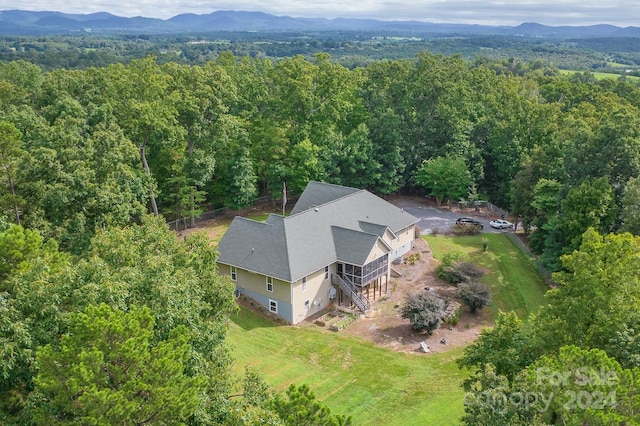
[2,52,640,269]
[3,33,640,74]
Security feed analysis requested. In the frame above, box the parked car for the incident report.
[456,217,483,229]
[489,219,513,229]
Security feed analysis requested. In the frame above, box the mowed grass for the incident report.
[223,226,549,425]
[424,233,549,319]
[227,307,467,425]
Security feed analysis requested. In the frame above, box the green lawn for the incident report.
[424,233,548,319]
[223,230,548,425]
[559,69,640,82]
[185,211,276,244]
[227,307,467,425]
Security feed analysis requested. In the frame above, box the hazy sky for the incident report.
[0,0,637,27]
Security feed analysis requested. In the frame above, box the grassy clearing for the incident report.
[559,69,640,82]
[220,221,548,424]
[227,307,467,425]
[184,211,274,244]
[424,233,548,319]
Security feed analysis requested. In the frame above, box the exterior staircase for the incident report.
[331,274,370,313]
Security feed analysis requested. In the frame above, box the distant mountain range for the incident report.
[1,9,639,38]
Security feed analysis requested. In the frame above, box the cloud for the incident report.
[0,0,637,26]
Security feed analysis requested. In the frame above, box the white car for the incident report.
[490,219,513,229]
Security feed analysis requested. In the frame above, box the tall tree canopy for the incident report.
[532,229,640,357]
[1,45,640,426]
[0,217,237,423]
[2,53,640,271]
[33,303,206,425]
[415,155,472,205]
[459,229,640,425]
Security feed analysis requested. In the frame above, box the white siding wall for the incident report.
[290,264,335,324]
[384,224,416,260]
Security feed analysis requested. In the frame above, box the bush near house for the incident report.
[401,290,447,334]
[436,250,468,281]
[440,261,486,285]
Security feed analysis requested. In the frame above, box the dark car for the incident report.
[455,217,484,229]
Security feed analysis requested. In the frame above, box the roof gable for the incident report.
[217,182,418,282]
[358,220,394,239]
[331,226,385,265]
[290,180,359,215]
[216,216,292,281]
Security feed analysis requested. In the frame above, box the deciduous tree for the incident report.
[526,346,640,425]
[415,155,472,205]
[458,280,492,314]
[0,121,25,224]
[0,217,237,424]
[532,229,640,357]
[620,175,640,235]
[458,311,535,382]
[557,177,616,253]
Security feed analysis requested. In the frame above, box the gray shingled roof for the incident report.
[331,226,383,266]
[217,181,419,282]
[216,216,291,280]
[358,221,393,238]
[290,181,359,215]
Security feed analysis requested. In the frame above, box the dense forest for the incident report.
[2,52,640,267]
[2,32,640,74]
[1,48,640,424]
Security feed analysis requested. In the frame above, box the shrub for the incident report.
[440,250,467,266]
[441,261,486,285]
[437,250,467,281]
[329,313,358,331]
[458,280,492,314]
[406,252,421,265]
[445,306,461,326]
[452,223,481,236]
[401,290,447,334]
[437,250,484,284]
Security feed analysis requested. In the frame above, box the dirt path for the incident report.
[331,237,489,354]
[236,236,489,354]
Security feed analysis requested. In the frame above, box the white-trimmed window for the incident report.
[269,299,278,313]
[302,276,307,291]
[230,266,237,281]
[304,300,310,311]
[266,276,273,292]
[324,265,329,280]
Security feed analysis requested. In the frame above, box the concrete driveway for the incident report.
[390,197,509,235]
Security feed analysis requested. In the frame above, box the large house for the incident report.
[216,181,419,324]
